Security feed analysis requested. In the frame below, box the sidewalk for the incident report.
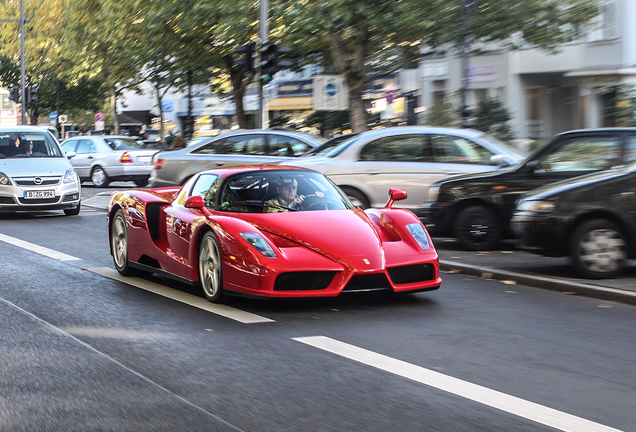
[83,195,636,306]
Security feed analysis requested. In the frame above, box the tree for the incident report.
[473,98,513,142]
[277,0,598,132]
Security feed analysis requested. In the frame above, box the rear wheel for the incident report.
[199,231,224,303]
[341,187,370,209]
[454,205,501,250]
[91,166,110,187]
[134,178,148,187]
[64,202,81,216]
[110,210,137,276]
[570,219,627,279]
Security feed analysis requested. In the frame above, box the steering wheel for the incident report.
[299,194,340,211]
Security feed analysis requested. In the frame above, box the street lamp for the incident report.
[0,0,28,124]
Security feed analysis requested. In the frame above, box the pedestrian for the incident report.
[172,133,184,150]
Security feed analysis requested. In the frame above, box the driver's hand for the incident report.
[315,191,325,198]
[292,195,305,207]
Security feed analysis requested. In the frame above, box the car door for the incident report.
[72,139,98,179]
[499,134,623,213]
[348,133,438,210]
[189,134,268,168]
[430,133,502,176]
[268,134,314,157]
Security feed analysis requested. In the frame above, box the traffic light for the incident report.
[260,43,292,85]
[26,86,39,105]
[8,88,19,103]
[234,42,255,74]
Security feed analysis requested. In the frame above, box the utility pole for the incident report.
[459,0,478,128]
[258,0,269,129]
[1,0,28,124]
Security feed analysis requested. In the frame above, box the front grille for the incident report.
[342,274,392,292]
[274,271,336,291]
[388,263,435,284]
[62,193,80,202]
[14,177,61,186]
[0,196,16,204]
[18,197,60,204]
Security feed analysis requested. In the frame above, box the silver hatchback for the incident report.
[0,126,81,215]
[61,135,159,187]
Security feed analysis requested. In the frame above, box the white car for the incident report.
[286,126,525,217]
[61,135,159,187]
[0,125,81,215]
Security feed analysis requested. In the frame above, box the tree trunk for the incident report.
[346,77,367,132]
[110,84,119,135]
[225,55,249,129]
[155,85,166,149]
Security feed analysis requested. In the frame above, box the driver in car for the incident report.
[265,177,324,213]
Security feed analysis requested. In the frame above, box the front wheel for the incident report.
[454,205,501,250]
[110,209,137,276]
[199,231,224,303]
[91,166,110,187]
[134,178,149,187]
[570,219,627,279]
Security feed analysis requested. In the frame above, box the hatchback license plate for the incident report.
[24,190,55,199]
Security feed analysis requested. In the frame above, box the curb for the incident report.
[440,260,636,306]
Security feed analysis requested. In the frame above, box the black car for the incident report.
[421,128,636,250]
[511,165,636,279]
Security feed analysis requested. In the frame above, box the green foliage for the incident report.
[473,98,513,142]
[303,111,350,135]
[425,101,457,127]
[604,85,636,127]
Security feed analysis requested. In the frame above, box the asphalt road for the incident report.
[0,186,635,431]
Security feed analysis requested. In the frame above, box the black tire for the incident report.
[110,209,137,276]
[454,205,501,250]
[570,219,627,279]
[91,166,110,187]
[341,187,370,209]
[64,202,81,216]
[134,178,149,187]
[199,231,225,303]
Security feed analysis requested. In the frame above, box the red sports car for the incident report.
[107,166,441,303]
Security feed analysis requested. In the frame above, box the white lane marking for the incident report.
[0,232,81,261]
[294,336,623,432]
[88,267,274,324]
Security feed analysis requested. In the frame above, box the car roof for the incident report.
[208,129,323,145]
[195,164,314,179]
[0,125,53,133]
[353,126,486,139]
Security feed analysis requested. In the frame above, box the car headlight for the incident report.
[239,232,277,258]
[0,171,11,186]
[516,199,555,212]
[63,168,78,184]
[427,185,440,203]
[406,223,430,250]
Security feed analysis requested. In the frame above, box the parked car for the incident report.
[421,128,636,250]
[0,125,81,215]
[108,165,441,303]
[286,126,524,212]
[303,132,360,157]
[60,135,159,187]
[149,129,322,187]
[511,164,636,279]
[142,129,161,145]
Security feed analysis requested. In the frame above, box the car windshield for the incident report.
[0,131,63,158]
[105,137,147,150]
[216,169,355,213]
[304,134,359,157]
[318,135,360,158]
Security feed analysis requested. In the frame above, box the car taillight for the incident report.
[121,152,133,163]
[153,158,164,169]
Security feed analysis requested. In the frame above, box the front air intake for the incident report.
[388,263,435,284]
[274,271,336,291]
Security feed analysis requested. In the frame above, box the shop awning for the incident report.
[267,97,313,110]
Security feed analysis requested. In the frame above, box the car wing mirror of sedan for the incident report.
[65,150,77,159]
[490,154,510,167]
[185,196,211,216]
[384,188,407,209]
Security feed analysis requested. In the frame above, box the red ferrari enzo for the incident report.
[107,166,441,303]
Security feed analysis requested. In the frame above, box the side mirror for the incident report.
[526,159,539,174]
[65,150,76,159]
[185,195,206,209]
[490,154,510,167]
[384,188,407,209]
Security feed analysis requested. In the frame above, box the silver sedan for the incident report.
[286,126,525,216]
[61,136,159,187]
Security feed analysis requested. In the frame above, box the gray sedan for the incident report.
[286,126,525,216]
[149,129,322,187]
[61,136,159,187]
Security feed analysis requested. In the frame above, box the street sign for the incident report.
[313,75,348,111]
[58,115,68,124]
[383,90,398,104]
[49,111,58,121]
[94,112,104,122]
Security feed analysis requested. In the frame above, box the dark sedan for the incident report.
[422,128,636,250]
[511,165,636,279]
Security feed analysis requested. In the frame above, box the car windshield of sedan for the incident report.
[0,132,63,158]
[215,170,355,213]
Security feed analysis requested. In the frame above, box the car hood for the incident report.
[433,166,517,187]
[520,168,627,200]
[0,157,72,176]
[240,209,387,268]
